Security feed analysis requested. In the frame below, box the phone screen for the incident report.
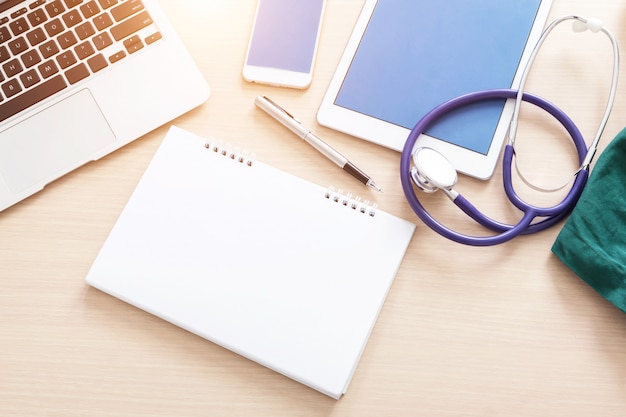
[246,0,325,73]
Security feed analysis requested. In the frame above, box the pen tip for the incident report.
[368,181,383,193]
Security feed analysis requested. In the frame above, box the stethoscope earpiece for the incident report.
[572,17,603,33]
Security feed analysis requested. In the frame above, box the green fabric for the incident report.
[552,127,626,313]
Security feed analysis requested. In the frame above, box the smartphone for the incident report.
[243,0,326,89]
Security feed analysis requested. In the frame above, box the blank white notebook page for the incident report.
[86,126,415,399]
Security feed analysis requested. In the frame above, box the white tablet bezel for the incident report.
[317,0,553,180]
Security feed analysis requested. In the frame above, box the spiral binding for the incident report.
[204,137,256,166]
[325,186,377,217]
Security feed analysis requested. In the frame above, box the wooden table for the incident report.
[2,1,626,415]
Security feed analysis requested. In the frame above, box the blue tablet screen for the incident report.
[334,0,542,154]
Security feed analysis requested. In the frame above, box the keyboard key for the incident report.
[62,9,82,28]
[29,0,47,10]
[20,68,40,88]
[111,0,143,22]
[26,27,46,46]
[75,21,94,39]
[57,31,77,49]
[80,1,100,18]
[0,75,67,122]
[3,58,23,77]
[9,17,29,36]
[65,62,89,84]
[8,36,28,55]
[27,8,47,27]
[74,40,94,59]
[39,39,60,58]
[91,32,111,50]
[38,59,59,78]
[28,0,46,10]
[2,79,22,98]
[123,34,142,53]
[145,31,161,45]
[108,50,124,63]
[21,49,41,67]
[45,1,66,18]
[93,12,112,30]
[87,53,106,72]
[44,18,64,37]
[11,9,28,20]
[110,10,151,41]
[56,50,76,68]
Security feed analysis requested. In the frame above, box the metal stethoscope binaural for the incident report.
[400,16,620,246]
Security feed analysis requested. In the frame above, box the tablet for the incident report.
[317,0,553,179]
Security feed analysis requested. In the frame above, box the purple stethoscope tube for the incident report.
[400,89,588,246]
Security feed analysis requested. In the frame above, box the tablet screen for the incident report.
[333,0,542,155]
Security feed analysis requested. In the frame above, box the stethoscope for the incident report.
[400,16,620,246]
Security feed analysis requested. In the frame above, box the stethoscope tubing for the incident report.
[401,88,588,246]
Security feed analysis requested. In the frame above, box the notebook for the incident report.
[0,0,209,212]
[85,126,416,399]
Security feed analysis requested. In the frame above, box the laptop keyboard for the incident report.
[0,0,162,123]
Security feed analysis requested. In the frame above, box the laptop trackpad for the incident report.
[0,89,115,193]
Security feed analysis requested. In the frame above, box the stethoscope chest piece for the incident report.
[411,147,458,192]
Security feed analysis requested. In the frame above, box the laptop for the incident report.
[0,0,210,212]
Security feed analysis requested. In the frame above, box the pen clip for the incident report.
[262,96,301,123]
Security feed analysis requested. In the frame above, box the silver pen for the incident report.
[254,95,382,192]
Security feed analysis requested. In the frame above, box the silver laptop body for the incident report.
[0,0,210,212]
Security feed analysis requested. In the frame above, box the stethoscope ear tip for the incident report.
[573,17,604,33]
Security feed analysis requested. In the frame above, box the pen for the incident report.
[254,95,382,192]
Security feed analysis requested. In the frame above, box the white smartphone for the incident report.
[243,0,327,89]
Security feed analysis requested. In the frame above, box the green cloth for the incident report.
[552,127,626,313]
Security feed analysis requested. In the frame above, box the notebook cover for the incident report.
[85,126,415,398]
